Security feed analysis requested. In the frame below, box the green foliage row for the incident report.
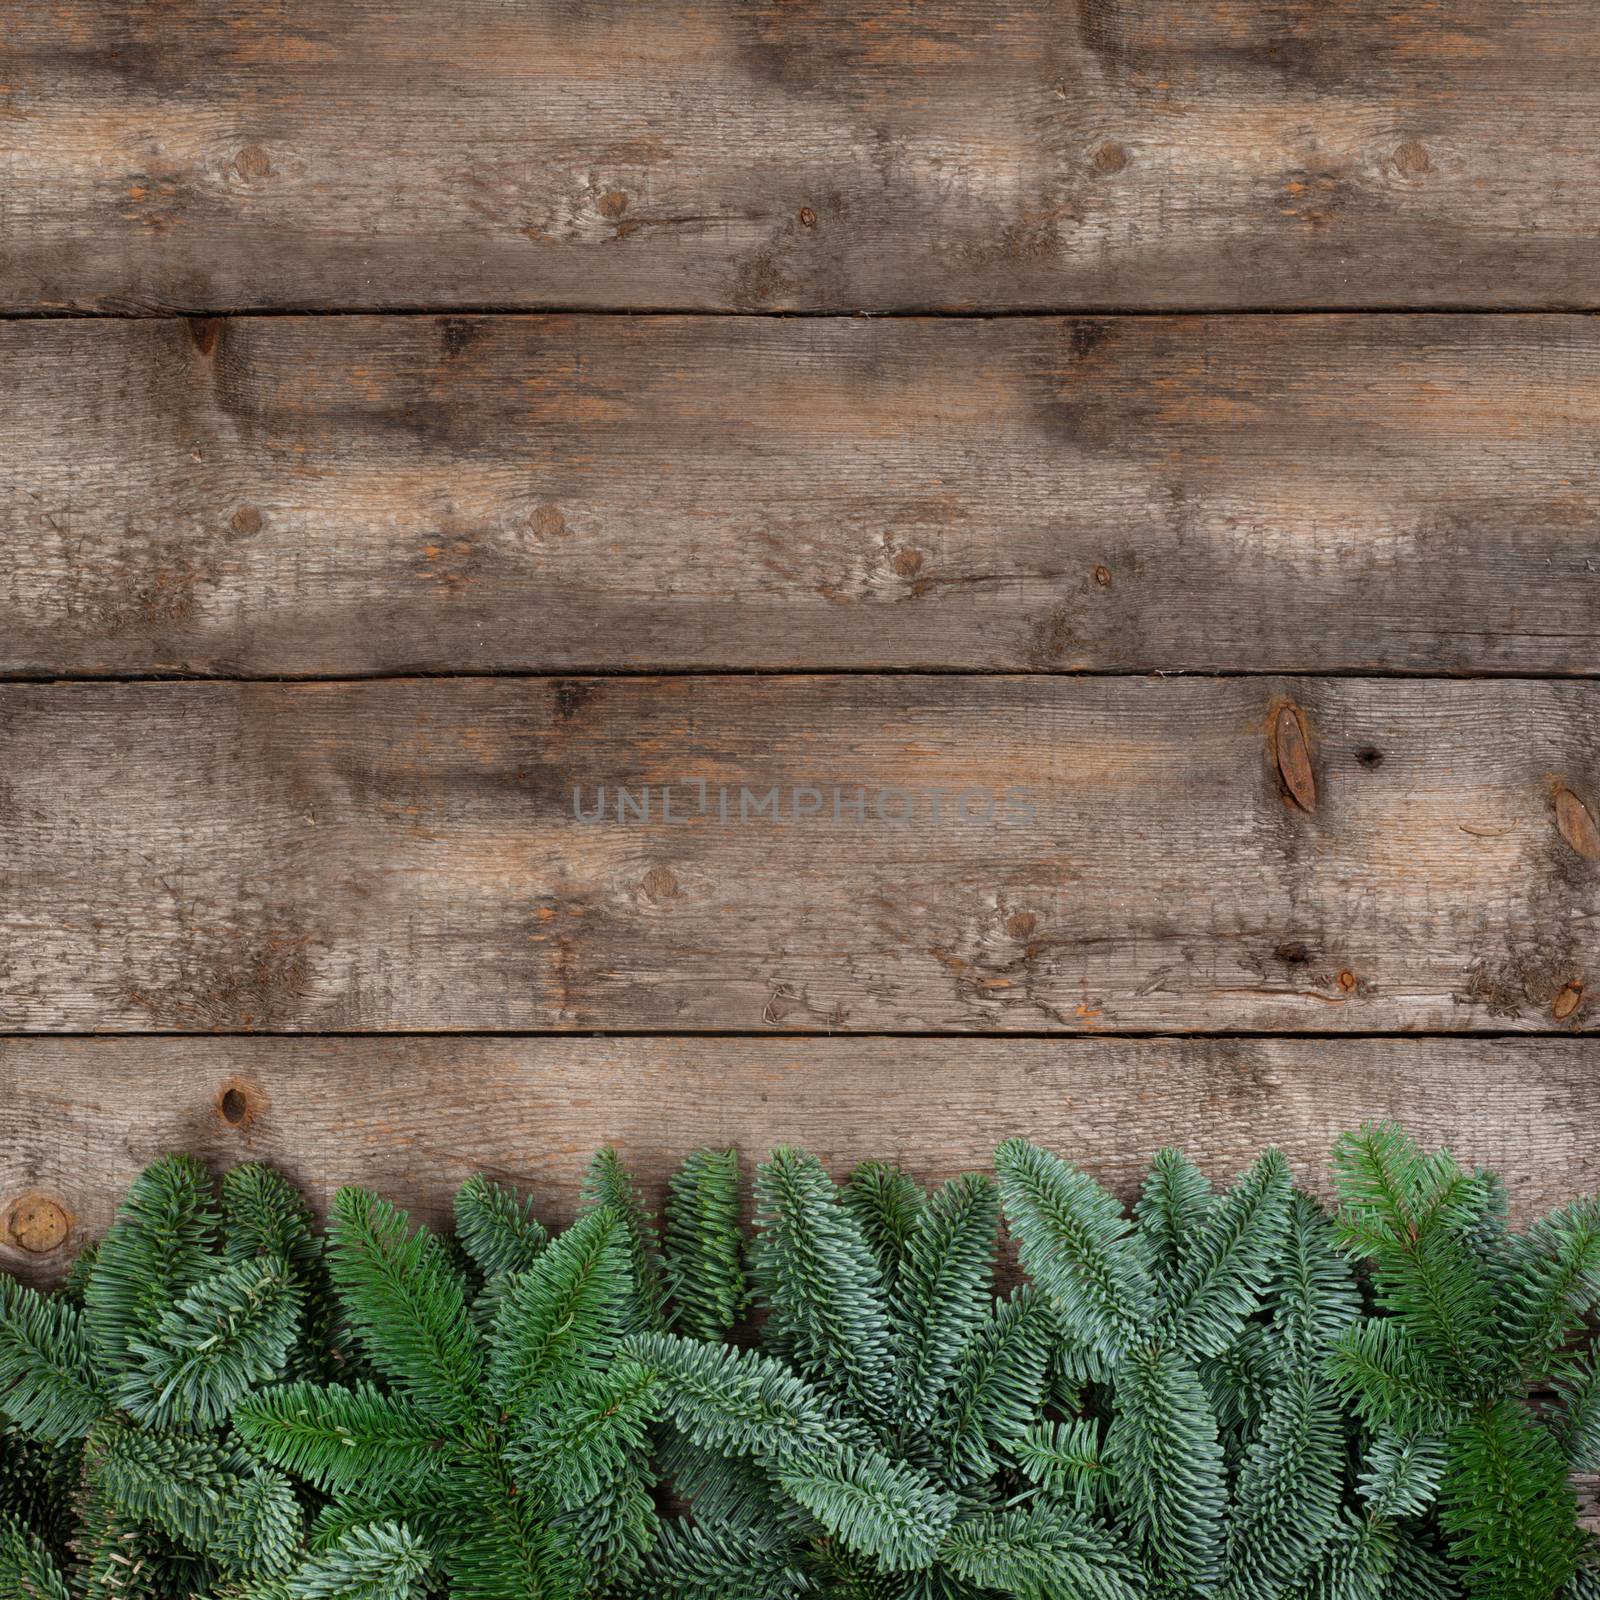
[3,1126,1597,1600]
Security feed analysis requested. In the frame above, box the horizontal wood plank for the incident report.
[3,1035,1596,1286]
[9,1032,1596,1524]
[2,2,1597,312]
[5,314,1600,677]
[2,676,1598,1033]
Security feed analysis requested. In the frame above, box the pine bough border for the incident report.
[2,1125,1597,1600]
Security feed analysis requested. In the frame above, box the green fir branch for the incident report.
[890,1173,998,1429]
[1222,1372,1342,1597]
[287,1521,430,1600]
[84,1155,221,1377]
[234,1381,447,1498]
[1551,1351,1600,1470]
[939,1502,1143,1600]
[662,1148,745,1343]
[1440,1400,1586,1600]
[326,1189,482,1428]
[1499,1197,1600,1380]
[0,1279,107,1442]
[994,1140,1153,1364]
[1160,1149,1292,1359]
[774,1443,955,1572]
[120,1258,300,1429]
[935,1287,1053,1485]
[1359,1429,1446,1521]
[750,1148,895,1424]
[1010,1417,1109,1512]
[579,1149,668,1335]
[0,1512,72,1600]
[625,1331,835,1459]
[486,1205,631,1418]
[451,1176,548,1281]
[1104,1342,1227,1593]
[1134,1147,1214,1278]
[842,1161,927,1296]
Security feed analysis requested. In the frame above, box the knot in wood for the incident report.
[1273,703,1317,813]
[6,1193,72,1254]
[1554,786,1600,861]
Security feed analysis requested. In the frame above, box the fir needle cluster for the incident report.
[1,1126,1595,1600]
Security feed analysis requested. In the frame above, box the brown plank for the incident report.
[2,3,1597,313]
[2,676,1598,1033]
[3,1035,1596,1286]
[4,315,1600,677]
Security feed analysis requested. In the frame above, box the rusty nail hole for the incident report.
[6,1193,72,1255]
[1554,980,1584,1021]
[798,206,817,228]
[1093,565,1113,588]
[1337,969,1357,992]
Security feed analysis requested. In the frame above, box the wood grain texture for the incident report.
[3,1035,1596,1285]
[3,676,1598,1033]
[2,1,1597,313]
[5,314,1600,677]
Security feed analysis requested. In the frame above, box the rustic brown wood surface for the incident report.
[3,1,1598,314]
[3,1035,1596,1286]
[3,0,1598,1549]
[3,675,1597,1034]
[5,313,1600,677]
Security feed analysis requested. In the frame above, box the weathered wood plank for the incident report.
[3,1035,1595,1286]
[4,314,1600,677]
[2,677,1597,1033]
[2,2,1597,312]
[1582,1475,1600,1534]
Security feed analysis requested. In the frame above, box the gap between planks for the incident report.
[0,1028,1594,1043]
[6,306,1600,322]
[9,668,1600,686]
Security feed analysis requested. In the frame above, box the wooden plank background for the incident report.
[3,1,1599,312]
[2,676,1597,1035]
[1,0,1597,1406]
[3,314,1599,677]
[8,1032,1600,1540]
